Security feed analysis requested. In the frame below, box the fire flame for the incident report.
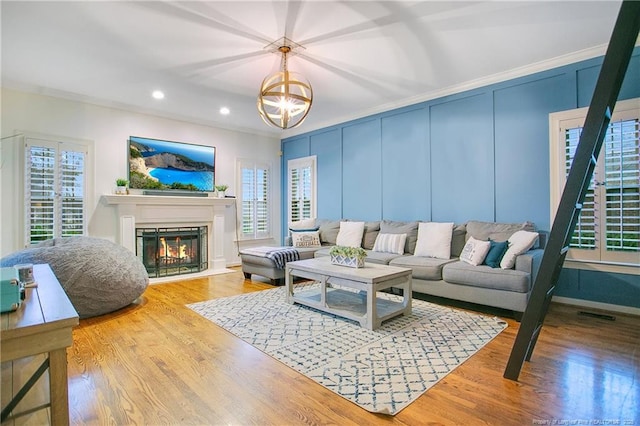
[159,237,189,260]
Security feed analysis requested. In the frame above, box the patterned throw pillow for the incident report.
[291,230,322,248]
[372,233,407,255]
[459,236,491,266]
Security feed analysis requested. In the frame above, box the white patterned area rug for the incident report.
[187,285,507,415]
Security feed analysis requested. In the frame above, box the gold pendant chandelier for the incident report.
[257,40,313,130]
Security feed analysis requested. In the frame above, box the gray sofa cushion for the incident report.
[363,250,403,265]
[389,255,456,281]
[316,219,341,245]
[442,261,530,293]
[451,224,467,258]
[313,247,331,258]
[314,247,400,265]
[466,220,537,245]
[379,220,419,254]
[241,247,317,266]
[362,221,381,250]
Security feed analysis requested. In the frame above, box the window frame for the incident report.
[287,155,317,226]
[237,159,272,240]
[23,134,94,247]
[549,98,639,275]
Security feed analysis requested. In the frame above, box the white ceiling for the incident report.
[1,1,632,138]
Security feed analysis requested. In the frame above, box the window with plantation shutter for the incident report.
[287,156,316,225]
[238,160,270,239]
[550,98,639,271]
[25,137,88,245]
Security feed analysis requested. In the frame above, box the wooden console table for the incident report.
[1,264,79,425]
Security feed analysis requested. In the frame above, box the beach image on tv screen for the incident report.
[128,136,215,191]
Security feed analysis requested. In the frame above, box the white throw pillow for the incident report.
[500,230,539,269]
[414,222,454,260]
[335,221,365,248]
[291,230,322,248]
[372,233,407,255]
[460,236,491,266]
[289,217,316,231]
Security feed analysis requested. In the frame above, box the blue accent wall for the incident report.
[310,129,342,220]
[342,120,382,220]
[282,48,640,309]
[381,107,430,221]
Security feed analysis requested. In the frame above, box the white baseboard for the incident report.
[552,296,640,317]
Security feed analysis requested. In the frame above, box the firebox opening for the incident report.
[136,226,208,278]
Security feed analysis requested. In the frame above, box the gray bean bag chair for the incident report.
[1,236,149,318]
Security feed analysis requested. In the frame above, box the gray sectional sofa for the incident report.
[241,219,545,319]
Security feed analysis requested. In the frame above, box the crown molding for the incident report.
[283,42,639,139]
[1,80,281,140]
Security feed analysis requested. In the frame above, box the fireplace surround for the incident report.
[102,194,234,277]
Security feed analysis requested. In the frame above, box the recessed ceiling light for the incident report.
[220,107,230,115]
[152,90,165,100]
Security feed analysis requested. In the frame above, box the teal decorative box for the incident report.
[1,267,24,313]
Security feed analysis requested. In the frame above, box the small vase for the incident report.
[218,191,225,198]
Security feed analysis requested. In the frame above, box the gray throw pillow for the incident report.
[316,219,341,245]
[362,221,381,250]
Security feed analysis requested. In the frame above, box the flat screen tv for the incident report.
[128,136,215,193]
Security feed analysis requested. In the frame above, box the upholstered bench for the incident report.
[240,247,318,285]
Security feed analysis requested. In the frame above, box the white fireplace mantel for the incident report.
[102,194,235,272]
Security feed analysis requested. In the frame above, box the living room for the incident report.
[1,1,639,424]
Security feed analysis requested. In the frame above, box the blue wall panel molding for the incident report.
[493,73,575,231]
[381,107,430,221]
[556,269,640,309]
[310,129,342,220]
[280,48,640,308]
[341,120,382,220]
[430,93,494,223]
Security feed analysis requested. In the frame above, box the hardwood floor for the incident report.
[4,268,639,425]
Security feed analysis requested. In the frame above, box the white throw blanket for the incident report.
[240,246,299,269]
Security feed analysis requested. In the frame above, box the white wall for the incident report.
[0,88,282,265]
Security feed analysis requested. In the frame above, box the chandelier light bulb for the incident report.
[257,43,313,130]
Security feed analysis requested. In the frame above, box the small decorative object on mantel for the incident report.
[215,184,228,198]
[115,178,129,195]
[329,245,367,268]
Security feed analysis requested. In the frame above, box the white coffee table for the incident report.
[285,257,412,330]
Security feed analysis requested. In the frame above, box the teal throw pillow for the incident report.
[483,239,509,268]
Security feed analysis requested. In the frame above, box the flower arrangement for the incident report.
[215,184,228,192]
[329,245,367,268]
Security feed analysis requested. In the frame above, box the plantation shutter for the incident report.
[288,156,316,225]
[603,119,639,256]
[565,128,597,251]
[26,138,87,245]
[27,144,56,243]
[563,117,640,264]
[255,167,269,236]
[239,161,270,239]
